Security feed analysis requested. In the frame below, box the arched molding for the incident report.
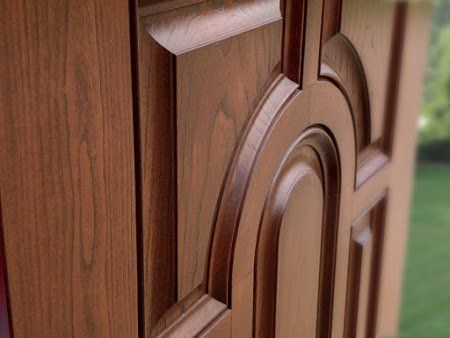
[208,80,357,336]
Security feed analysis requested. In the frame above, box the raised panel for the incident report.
[345,198,386,338]
[255,147,324,337]
[275,170,323,337]
[340,0,396,143]
[175,22,282,299]
[0,0,430,336]
[133,0,430,337]
[320,0,409,189]
[139,0,282,303]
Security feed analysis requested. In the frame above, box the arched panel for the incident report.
[254,139,334,338]
[208,80,356,337]
[321,33,371,153]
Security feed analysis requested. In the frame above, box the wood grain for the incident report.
[0,0,138,336]
[255,147,324,337]
[344,199,386,338]
[139,0,283,302]
[321,33,371,153]
[301,0,324,88]
[0,0,430,336]
[340,0,396,143]
[137,17,178,337]
[156,295,229,337]
[376,3,431,336]
[0,201,11,337]
[208,81,355,337]
[175,22,281,299]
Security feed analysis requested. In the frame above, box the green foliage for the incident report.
[419,0,450,143]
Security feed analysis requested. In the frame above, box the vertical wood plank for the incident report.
[0,0,138,336]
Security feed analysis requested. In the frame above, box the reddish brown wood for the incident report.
[0,0,430,336]
[321,33,371,153]
[344,198,386,338]
[133,0,430,336]
[0,202,11,337]
[137,15,178,337]
[0,0,138,336]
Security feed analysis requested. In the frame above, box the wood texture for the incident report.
[321,33,371,153]
[344,199,386,338]
[156,295,229,337]
[137,15,178,336]
[340,0,396,144]
[255,147,324,337]
[0,0,138,337]
[0,0,427,336]
[133,0,430,336]
[0,204,11,337]
[376,4,432,336]
[275,171,322,338]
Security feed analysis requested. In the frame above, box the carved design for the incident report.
[254,131,338,337]
[208,79,355,336]
[345,197,386,338]
[143,0,281,54]
[321,0,409,188]
[135,0,411,336]
[157,295,230,337]
[321,33,371,153]
[139,2,283,327]
[207,76,298,304]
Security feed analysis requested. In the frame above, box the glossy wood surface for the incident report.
[134,0,431,336]
[0,0,431,337]
[0,0,138,336]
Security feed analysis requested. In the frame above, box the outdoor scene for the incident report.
[398,1,450,337]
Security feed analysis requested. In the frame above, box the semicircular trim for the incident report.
[320,33,371,153]
[254,128,340,337]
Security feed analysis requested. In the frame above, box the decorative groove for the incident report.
[207,76,299,304]
[356,145,389,189]
[206,79,355,337]
[138,0,284,328]
[157,295,229,337]
[321,0,342,44]
[253,129,340,338]
[142,0,282,54]
[344,197,387,338]
[321,33,371,153]
[382,2,408,154]
[281,0,306,82]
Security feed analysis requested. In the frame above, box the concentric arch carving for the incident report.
[134,0,413,336]
[207,78,356,337]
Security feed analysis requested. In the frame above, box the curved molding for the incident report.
[207,76,298,304]
[207,79,356,336]
[320,33,371,153]
[254,129,340,337]
[141,0,282,54]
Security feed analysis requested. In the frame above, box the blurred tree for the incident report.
[419,0,450,142]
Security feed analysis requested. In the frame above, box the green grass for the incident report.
[398,164,450,338]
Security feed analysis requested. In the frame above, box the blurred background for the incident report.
[398,1,450,337]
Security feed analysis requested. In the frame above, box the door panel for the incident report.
[135,0,431,337]
[0,0,431,337]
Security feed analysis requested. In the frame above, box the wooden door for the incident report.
[0,0,430,337]
[135,0,431,337]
